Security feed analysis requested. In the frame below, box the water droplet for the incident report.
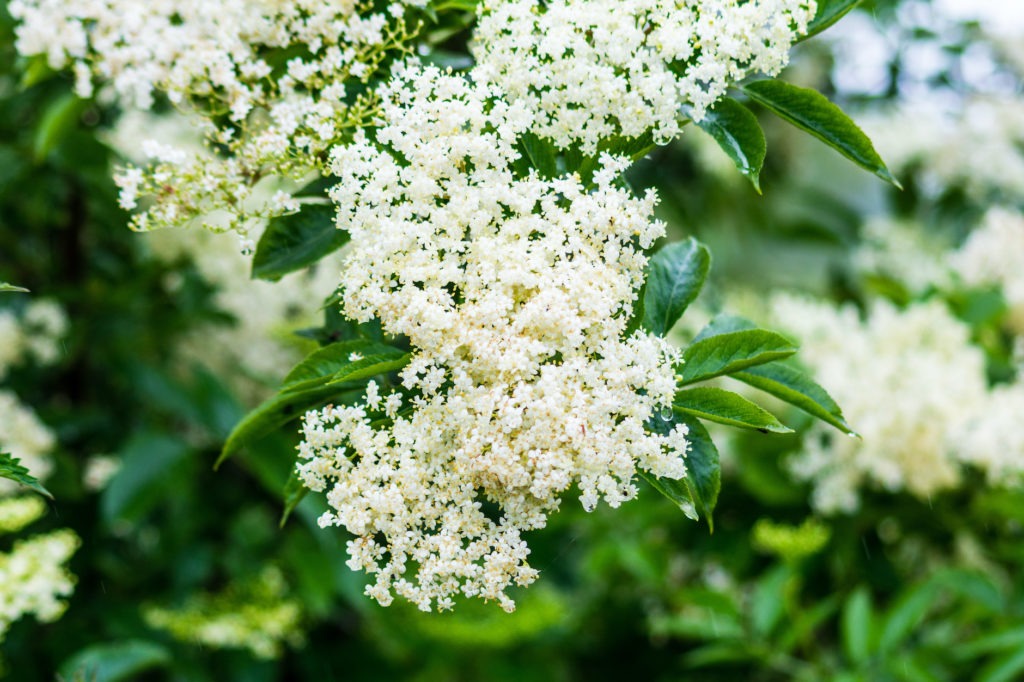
[659,405,673,421]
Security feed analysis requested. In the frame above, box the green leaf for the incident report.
[644,409,721,528]
[674,387,793,434]
[733,362,856,436]
[216,382,352,469]
[58,640,171,682]
[694,97,766,192]
[280,468,309,528]
[0,451,52,499]
[282,339,408,391]
[251,203,347,281]
[101,435,190,524]
[801,0,863,41]
[677,414,721,527]
[878,582,937,652]
[842,587,875,665]
[680,329,797,385]
[641,238,711,336]
[34,93,88,163]
[751,565,790,636]
[742,79,900,187]
[518,131,558,179]
[977,648,1024,682]
[0,282,29,293]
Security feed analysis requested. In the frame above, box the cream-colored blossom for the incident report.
[299,62,689,612]
[473,0,816,154]
[0,530,80,639]
[772,296,988,513]
[953,208,1024,336]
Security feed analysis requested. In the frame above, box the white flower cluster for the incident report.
[953,208,1024,336]
[11,0,423,235]
[144,567,302,659]
[771,295,988,513]
[0,530,80,639]
[852,217,953,296]
[863,97,1024,204]
[955,381,1024,485]
[473,0,816,154]
[0,300,67,379]
[0,391,56,497]
[298,63,689,612]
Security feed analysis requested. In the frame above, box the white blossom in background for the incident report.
[955,381,1024,485]
[953,208,1024,336]
[862,98,1024,204]
[10,0,424,236]
[0,530,80,639]
[298,62,689,612]
[852,217,953,295]
[0,391,56,496]
[472,0,816,154]
[0,300,67,380]
[143,226,342,398]
[771,295,988,513]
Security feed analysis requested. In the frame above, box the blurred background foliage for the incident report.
[2,0,1024,680]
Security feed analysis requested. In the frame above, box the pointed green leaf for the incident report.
[58,640,171,682]
[0,282,29,293]
[681,329,797,385]
[694,97,766,192]
[751,565,791,636]
[34,94,88,163]
[742,79,900,187]
[280,468,309,528]
[102,435,190,523]
[642,238,711,336]
[801,0,863,41]
[878,582,937,652]
[251,203,347,281]
[640,470,697,521]
[282,339,408,392]
[0,451,52,499]
[842,587,876,665]
[678,414,721,530]
[733,362,855,436]
[518,131,558,178]
[674,387,793,434]
[216,383,357,469]
[977,649,1024,682]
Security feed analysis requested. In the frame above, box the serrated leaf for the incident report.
[801,0,863,41]
[251,203,347,281]
[694,97,766,192]
[642,238,711,336]
[742,79,900,187]
[0,451,52,499]
[58,640,171,682]
[216,383,352,469]
[681,329,797,385]
[282,339,407,391]
[0,282,29,293]
[733,362,855,436]
[645,410,721,528]
[674,387,793,434]
[842,587,875,665]
[280,468,309,528]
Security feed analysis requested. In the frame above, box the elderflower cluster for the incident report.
[0,300,67,379]
[11,0,423,236]
[0,530,80,639]
[771,296,988,513]
[298,62,689,612]
[472,0,816,154]
[955,381,1024,486]
[953,208,1024,336]
[144,567,302,659]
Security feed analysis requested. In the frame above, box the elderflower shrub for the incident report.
[143,567,303,660]
[10,0,425,236]
[472,0,816,154]
[0,299,67,379]
[952,208,1024,336]
[771,295,988,513]
[300,61,688,612]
